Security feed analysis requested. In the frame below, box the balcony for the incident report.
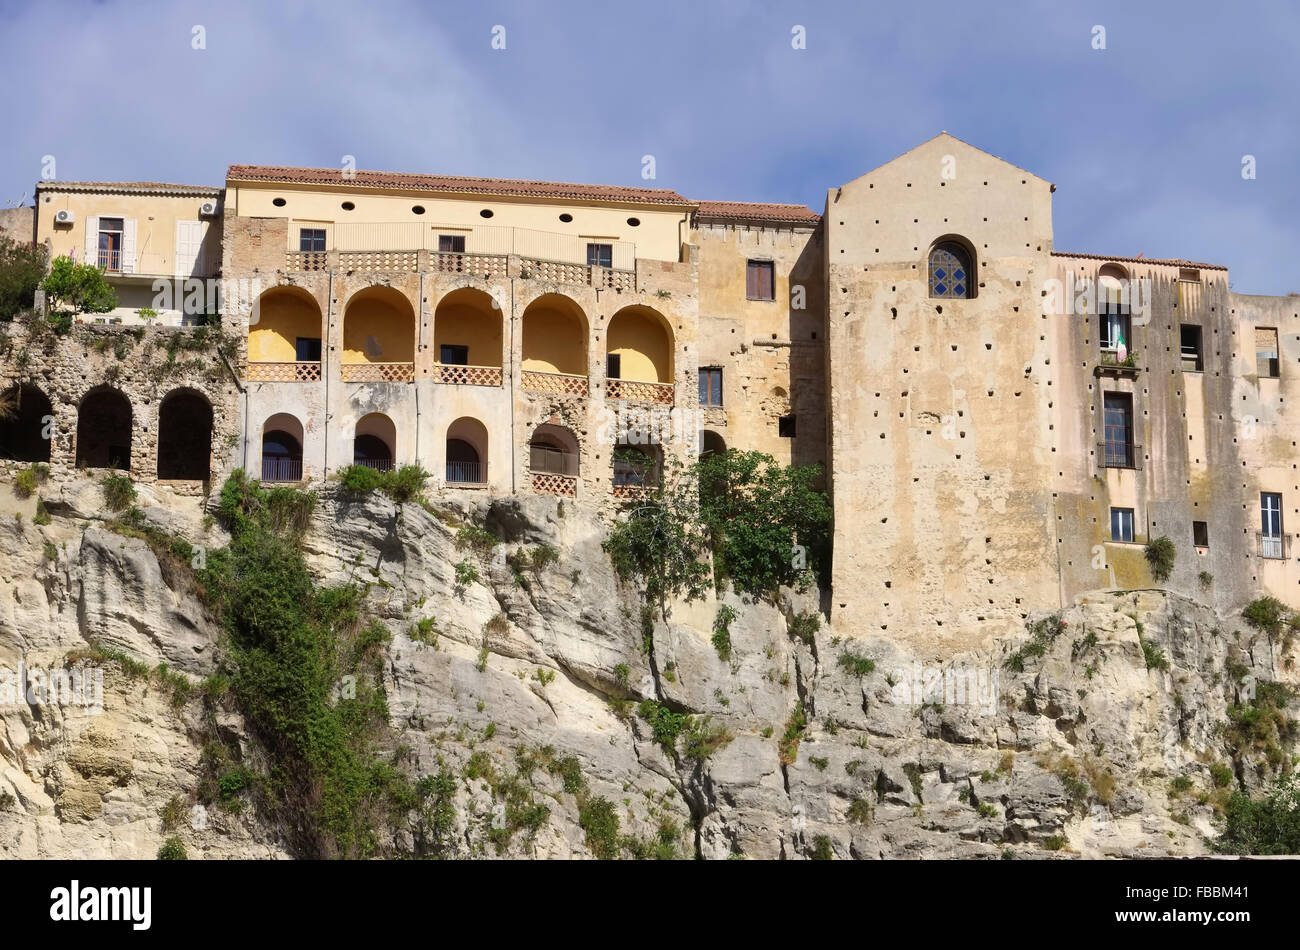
[446,460,487,485]
[1095,351,1140,378]
[354,457,394,473]
[432,363,503,386]
[341,362,415,383]
[262,457,303,483]
[1257,533,1290,560]
[522,370,589,397]
[281,222,638,291]
[1098,441,1142,471]
[97,248,122,273]
[607,379,674,404]
[247,361,322,382]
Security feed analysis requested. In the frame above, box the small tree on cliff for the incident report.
[0,231,47,320]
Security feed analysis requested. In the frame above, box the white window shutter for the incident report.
[121,218,137,273]
[84,216,98,265]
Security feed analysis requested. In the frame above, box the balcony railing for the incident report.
[532,472,577,498]
[530,444,579,476]
[262,457,303,483]
[1098,441,1142,470]
[341,362,415,383]
[446,460,487,485]
[97,248,122,273]
[521,370,589,397]
[354,458,394,473]
[433,363,503,386]
[284,251,328,272]
[247,361,322,382]
[1257,533,1290,560]
[607,379,674,405]
[434,251,509,280]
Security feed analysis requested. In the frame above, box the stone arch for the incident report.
[522,293,589,376]
[0,383,53,462]
[700,429,727,459]
[607,305,674,383]
[927,236,976,300]
[529,422,579,475]
[261,412,304,482]
[156,388,213,480]
[76,386,132,470]
[354,412,396,470]
[342,285,415,365]
[249,285,323,365]
[446,416,488,484]
[433,287,503,368]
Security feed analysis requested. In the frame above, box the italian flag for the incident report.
[1116,331,1127,364]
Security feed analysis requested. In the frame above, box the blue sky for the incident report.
[2,0,1297,293]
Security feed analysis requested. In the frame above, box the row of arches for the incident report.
[0,383,213,479]
[250,287,675,383]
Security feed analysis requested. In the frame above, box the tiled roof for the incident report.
[694,200,821,225]
[35,181,220,196]
[1051,250,1227,271]
[226,165,691,206]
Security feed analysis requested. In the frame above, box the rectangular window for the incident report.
[698,367,723,406]
[778,414,796,438]
[606,354,621,379]
[1110,508,1135,543]
[440,344,468,365]
[747,260,775,301]
[299,228,326,252]
[1193,520,1209,547]
[1256,328,1280,378]
[295,337,322,362]
[438,234,466,253]
[1178,267,1201,283]
[1261,492,1283,558]
[586,243,613,268]
[1102,392,1135,468]
[1099,304,1131,352]
[1180,324,1203,372]
[97,217,124,271]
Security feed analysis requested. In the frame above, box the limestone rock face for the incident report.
[0,475,1295,859]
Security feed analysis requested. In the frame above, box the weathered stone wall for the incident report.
[0,205,35,245]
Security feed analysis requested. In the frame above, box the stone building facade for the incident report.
[1,133,1296,656]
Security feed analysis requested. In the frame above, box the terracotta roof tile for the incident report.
[35,181,220,196]
[694,200,821,225]
[1051,250,1227,271]
[226,165,691,206]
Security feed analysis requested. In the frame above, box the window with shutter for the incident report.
[746,260,774,300]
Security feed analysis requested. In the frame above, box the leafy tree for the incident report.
[40,254,116,314]
[0,231,46,320]
[1215,772,1300,855]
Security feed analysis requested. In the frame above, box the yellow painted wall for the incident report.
[522,303,587,375]
[434,292,502,366]
[607,307,672,382]
[36,188,221,277]
[226,181,688,263]
[249,290,323,361]
[342,289,415,363]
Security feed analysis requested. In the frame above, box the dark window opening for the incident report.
[295,337,322,362]
[0,384,53,463]
[586,243,613,268]
[1110,507,1135,543]
[778,414,797,438]
[606,354,621,379]
[1180,324,1203,372]
[699,367,723,406]
[262,430,302,482]
[440,344,469,365]
[353,434,393,471]
[1101,392,1138,469]
[1193,521,1209,547]
[438,234,466,253]
[1256,328,1280,379]
[746,260,775,301]
[76,388,132,470]
[157,391,212,481]
[298,228,326,252]
[1099,304,1131,353]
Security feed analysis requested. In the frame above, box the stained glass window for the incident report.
[928,242,971,299]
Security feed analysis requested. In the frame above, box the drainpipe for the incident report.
[324,269,333,476]
[415,270,423,463]
[509,275,516,495]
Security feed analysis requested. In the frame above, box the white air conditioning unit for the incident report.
[54,209,75,225]
[198,201,218,218]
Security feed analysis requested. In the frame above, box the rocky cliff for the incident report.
[0,472,1295,859]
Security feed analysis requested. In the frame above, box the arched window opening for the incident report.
[928,241,972,299]
[76,387,132,470]
[0,384,53,463]
[157,389,212,480]
[261,413,304,482]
